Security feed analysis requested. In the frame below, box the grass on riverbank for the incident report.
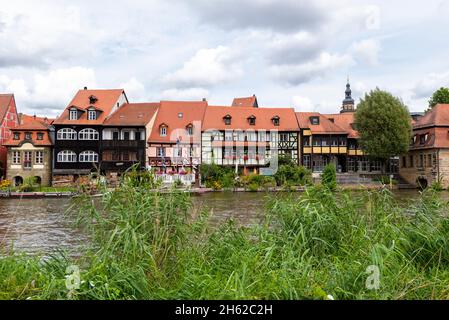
[1,175,449,300]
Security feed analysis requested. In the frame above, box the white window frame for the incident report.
[57,128,77,140]
[13,151,21,164]
[57,150,77,163]
[35,151,44,164]
[79,150,99,163]
[23,151,32,169]
[87,109,97,120]
[78,128,99,140]
[160,126,167,137]
[69,109,78,120]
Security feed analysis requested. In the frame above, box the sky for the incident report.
[1,0,449,117]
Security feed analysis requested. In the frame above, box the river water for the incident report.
[0,190,443,255]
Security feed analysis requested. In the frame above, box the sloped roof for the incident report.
[53,89,126,125]
[104,103,159,126]
[148,100,208,143]
[232,95,258,107]
[3,114,53,146]
[326,113,359,138]
[296,112,347,135]
[414,104,449,129]
[0,94,14,122]
[203,106,298,131]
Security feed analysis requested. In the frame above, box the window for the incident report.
[303,155,311,169]
[25,132,32,140]
[122,152,130,161]
[24,152,32,169]
[313,137,321,146]
[223,115,232,125]
[160,126,167,137]
[13,151,21,164]
[186,126,193,136]
[35,151,44,164]
[13,132,20,140]
[37,133,44,140]
[402,156,407,168]
[79,150,99,163]
[272,116,280,126]
[69,109,78,120]
[57,128,77,140]
[258,131,266,142]
[78,128,99,140]
[174,148,182,157]
[339,138,347,146]
[57,150,77,163]
[248,116,256,125]
[310,116,319,125]
[419,154,424,168]
[157,147,165,157]
[123,131,130,140]
[420,134,429,145]
[135,131,141,140]
[428,154,432,167]
[409,155,414,168]
[303,136,310,146]
[280,133,289,142]
[88,109,97,120]
[113,131,119,140]
[331,138,338,147]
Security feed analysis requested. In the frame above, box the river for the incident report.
[0,190,444,255]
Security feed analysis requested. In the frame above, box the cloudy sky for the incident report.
[1,0,449,117]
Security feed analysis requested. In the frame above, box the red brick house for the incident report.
[0,94,20,178]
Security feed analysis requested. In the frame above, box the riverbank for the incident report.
[1,175,449,300]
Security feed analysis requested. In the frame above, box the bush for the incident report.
[200,164,236,189]
[274,164,311,187]
[248,183,259,192]
[321,163,337,191]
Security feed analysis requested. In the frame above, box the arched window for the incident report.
[57,128,77,140]
[79,151,99,163]
[57,150,77,163]
[78,128,99,140]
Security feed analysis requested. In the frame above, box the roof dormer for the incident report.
[310,116,320,125]
[89,95,98,104]
[271,116,280,126]
[247,115,256,125]
[223,114,232,125]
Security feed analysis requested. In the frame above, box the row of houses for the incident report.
[1,82,448,188]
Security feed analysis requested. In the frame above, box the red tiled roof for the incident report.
[296,112,347,135]
[104,103,159,126]
[414,104,449,129]
[232,96,258,107]
[148,100,208,143]
[3,114,53,146]
[203,106,298,131]
[0,94,14,122]
[53,89,126,125]
[326,113,359,138]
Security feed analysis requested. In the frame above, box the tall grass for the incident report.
[1,174,449,300]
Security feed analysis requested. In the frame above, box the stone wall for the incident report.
[399,148,449,188]
[6,146,52,186]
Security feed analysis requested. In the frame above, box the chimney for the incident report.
[202,98,207,102]
[33,114,36,119]
[84,86,88,90]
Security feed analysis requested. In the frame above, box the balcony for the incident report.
[102,140,145,149]
[156,174,195,185]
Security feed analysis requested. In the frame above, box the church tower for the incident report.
[341,78,355,113]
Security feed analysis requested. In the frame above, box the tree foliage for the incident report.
[321,163,337,191]
[428,87,449,109]
[355,88,412,161]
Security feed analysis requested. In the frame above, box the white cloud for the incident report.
[292,96,314,111]
[351,39,381,66]
[163,46,242,88]
[161,88,209,101]
[268,32,324,65]
[0,66,96,116]
[271,52,354,86]
[411,72,449,99]
[120,77,146,101]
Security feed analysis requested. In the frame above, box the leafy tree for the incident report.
[355,89,412,169]
[428,87,449,110]
[321,163,337,191]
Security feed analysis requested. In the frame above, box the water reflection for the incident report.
[0,189,443,255]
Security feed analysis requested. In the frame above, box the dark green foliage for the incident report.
[200,163,236,189]
[355,89,412,162]
[321,163,337,191]
[428,87,449,109]
[274,164,311,187]
[2,174,449,300]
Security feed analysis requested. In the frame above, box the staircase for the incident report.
[336,173,381,185]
